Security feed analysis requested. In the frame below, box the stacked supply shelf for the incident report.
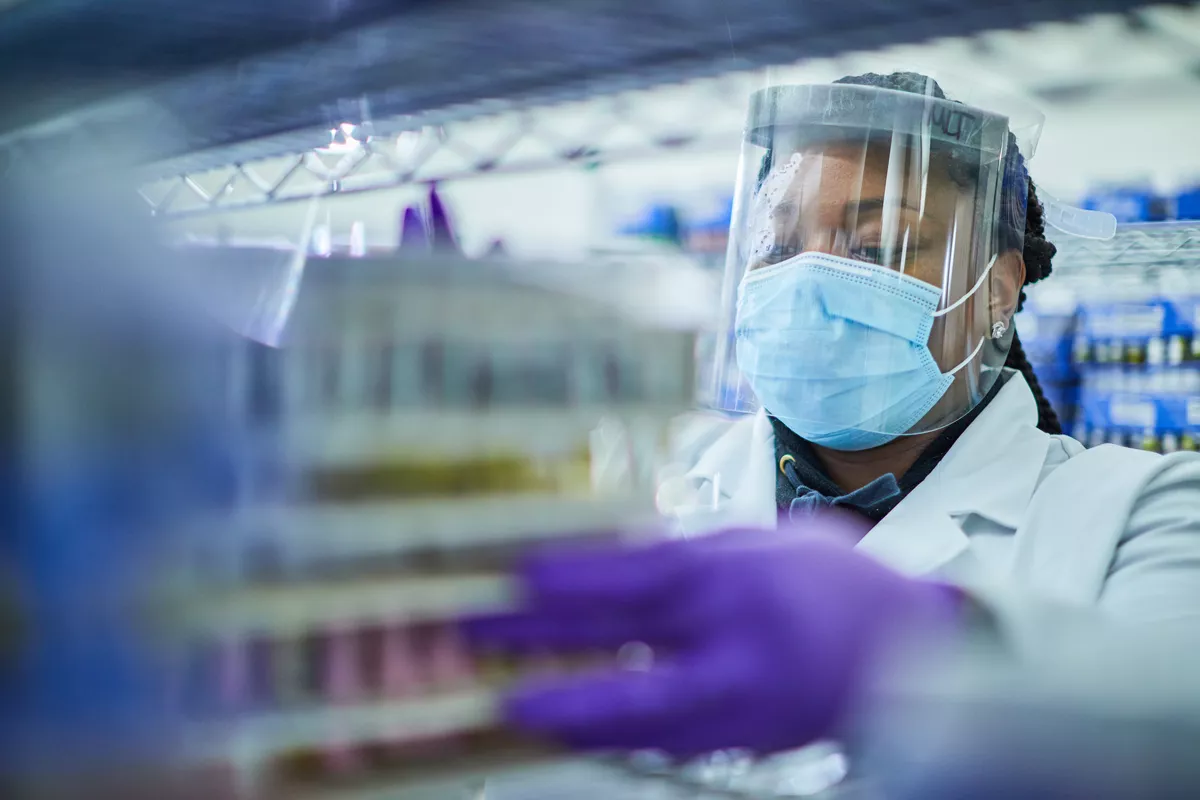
[1037,222,1200,452]
[160,249,710,798]
[1074,293,1200,452]
[1017,289,1082,434]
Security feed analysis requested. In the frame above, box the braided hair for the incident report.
[831,72,1063,434]
[1009,177,1062,434]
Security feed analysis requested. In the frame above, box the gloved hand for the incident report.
[462,522,962,758]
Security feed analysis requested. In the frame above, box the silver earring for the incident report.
[991,321,1008,339]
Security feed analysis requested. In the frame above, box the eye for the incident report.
[849,243,885,265]
[770,201,799,221]
[758,243,803,267]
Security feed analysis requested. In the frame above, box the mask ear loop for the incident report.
[947,334,987,376]
[931,253,999,319]
[931,253,1001,378]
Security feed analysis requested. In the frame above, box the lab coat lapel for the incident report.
[857,374,1051,578]
[677,409,778,534]
[673,373,1051,569]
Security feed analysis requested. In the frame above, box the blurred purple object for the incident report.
[398,205,428,252]
[463,523,960,758]
[427,184,458,252]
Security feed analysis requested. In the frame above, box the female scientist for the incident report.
[465,73,1200,760]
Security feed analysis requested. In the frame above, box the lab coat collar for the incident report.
[680,408,778,533]
[917,371,1049,529]
[857,371,1051,575]
[681,370,1052,576]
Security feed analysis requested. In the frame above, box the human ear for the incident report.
[989,250,1026,334]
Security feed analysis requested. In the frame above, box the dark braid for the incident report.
[1007,326,1063,435]
[831,72,1064,435]
[1007,175,1063,435]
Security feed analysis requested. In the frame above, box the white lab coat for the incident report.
[654,369,1200,644]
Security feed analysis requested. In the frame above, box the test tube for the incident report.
[470,360,494,409]
[227,633,274,713]
[421,340,445,406]
[378,624,419,694]
[407,622,473,693]
[271,633,308,709]
[367,337,395,411]
[322,625,366,774]
[216,634,249,713]
[178,639,220,719]
[370,623,428,763]
[320,341,341,411]
[604,350,621,401]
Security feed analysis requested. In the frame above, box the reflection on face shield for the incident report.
[747,144,979,293]
[711,79,1032,439]
[731,133,1016,446]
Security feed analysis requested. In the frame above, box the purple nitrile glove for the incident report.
[462,521,962,758]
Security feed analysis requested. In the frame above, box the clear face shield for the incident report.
[712,76,1042,451]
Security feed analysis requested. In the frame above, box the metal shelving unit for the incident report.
[137,72,756,218]
[0,0,1174,178]
[1052,221,1200,273]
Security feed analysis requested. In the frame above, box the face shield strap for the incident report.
[1040,190,1118,241]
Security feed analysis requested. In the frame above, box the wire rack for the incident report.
[137,72,755,218]
[0,0,1169,178]
[1051,221,1200,273]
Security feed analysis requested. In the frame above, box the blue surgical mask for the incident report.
[734,252,991,451]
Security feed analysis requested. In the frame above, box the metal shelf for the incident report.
[1052,221,1200,272]
[0,0,1169,175]
[0,1,431,139]
[138,74,752,217]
